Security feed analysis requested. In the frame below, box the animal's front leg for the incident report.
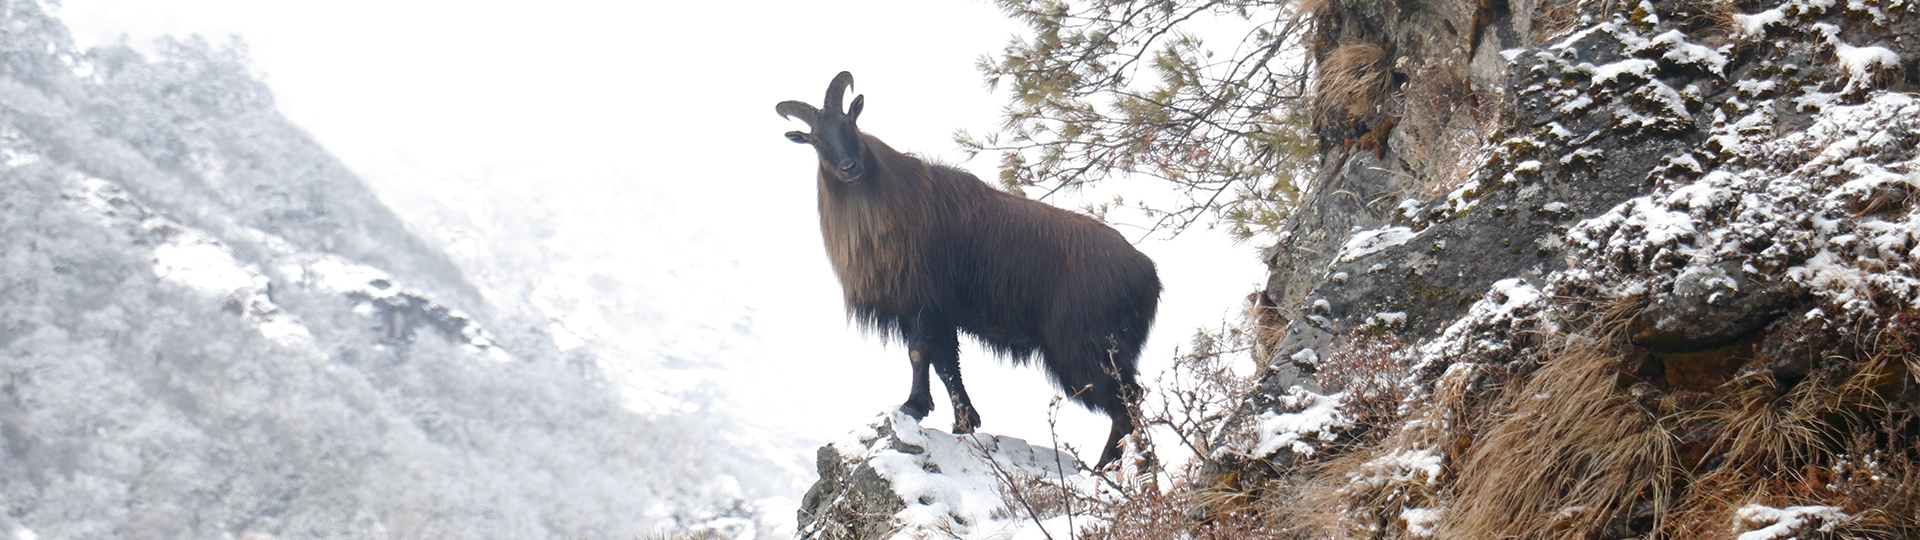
[900,349,934,420]
[908,315,979,433]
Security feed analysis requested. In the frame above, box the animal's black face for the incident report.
[778,71,867,184]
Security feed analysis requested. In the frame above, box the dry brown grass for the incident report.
[1680,378,1829,474]
[1662,319,1920,538]
[1685,0,1743,44]
[1443,332,1678,539]
[1245,291,1289,371]
[1314,40,1391,127]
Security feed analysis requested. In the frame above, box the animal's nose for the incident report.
[839,162,857,172]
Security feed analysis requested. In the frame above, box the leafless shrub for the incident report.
[1144,321,1265,476]
[1309,335,1415,447]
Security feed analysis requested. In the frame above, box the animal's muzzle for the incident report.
[837,162,864,182]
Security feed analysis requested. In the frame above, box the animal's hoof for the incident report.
[950,406,981,433]
[1093,449,1124,471]
[899,402,931,420]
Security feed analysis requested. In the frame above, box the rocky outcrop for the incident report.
[798,411,1095,540]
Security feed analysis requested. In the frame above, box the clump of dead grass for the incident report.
[1314,39,1391,129]
[1662,316,1920,538]
[1443,330,1678,538]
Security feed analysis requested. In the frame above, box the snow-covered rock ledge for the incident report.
[797,410,1101,540]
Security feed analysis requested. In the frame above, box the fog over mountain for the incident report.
[0,2,801,537]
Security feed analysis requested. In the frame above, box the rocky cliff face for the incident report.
[1241,0,1920,536]
[0,2,790,538]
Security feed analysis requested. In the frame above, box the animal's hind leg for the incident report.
[1053,336,1143,470]
[1093,386,1138,470]
[912,316,979,433]
[933,354,981,433]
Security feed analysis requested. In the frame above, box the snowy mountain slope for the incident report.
[0,1,795,538]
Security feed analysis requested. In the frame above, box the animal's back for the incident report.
[924,165,1161,361]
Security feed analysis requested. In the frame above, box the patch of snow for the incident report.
[153,237,259,294]
[1414,278,1549,373]
[1251,387,1348,458]
[1732,9,1785,40]
[2,148,36,167]
[1566,90,1920,316]
[1586,58,1657,87]
[1573,198,1697,254]
[1555,93,1596,115]
[63,174,317,348]
[1672,264,1739,303]
[1401,507,1441,537]
[1291,347,1320,365]
[1549,21,1612,51]
[1735,78,1777,98]
[1643,30,1729,75]
[1734,504,1849,540]
[1338,226,1419,263]
[1834,42,1901,88]
[1368,311,1408,328]
[1355,447,1443,488]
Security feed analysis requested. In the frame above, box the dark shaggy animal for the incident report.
[777,72,1161,469]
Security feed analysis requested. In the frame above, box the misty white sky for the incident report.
[56,1,1269,467]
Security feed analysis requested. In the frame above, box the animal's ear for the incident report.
[784,131,811,144]
[847,95,865,122]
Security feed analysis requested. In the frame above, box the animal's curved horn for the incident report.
[776,101,820,126]
[824,71,854,115]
